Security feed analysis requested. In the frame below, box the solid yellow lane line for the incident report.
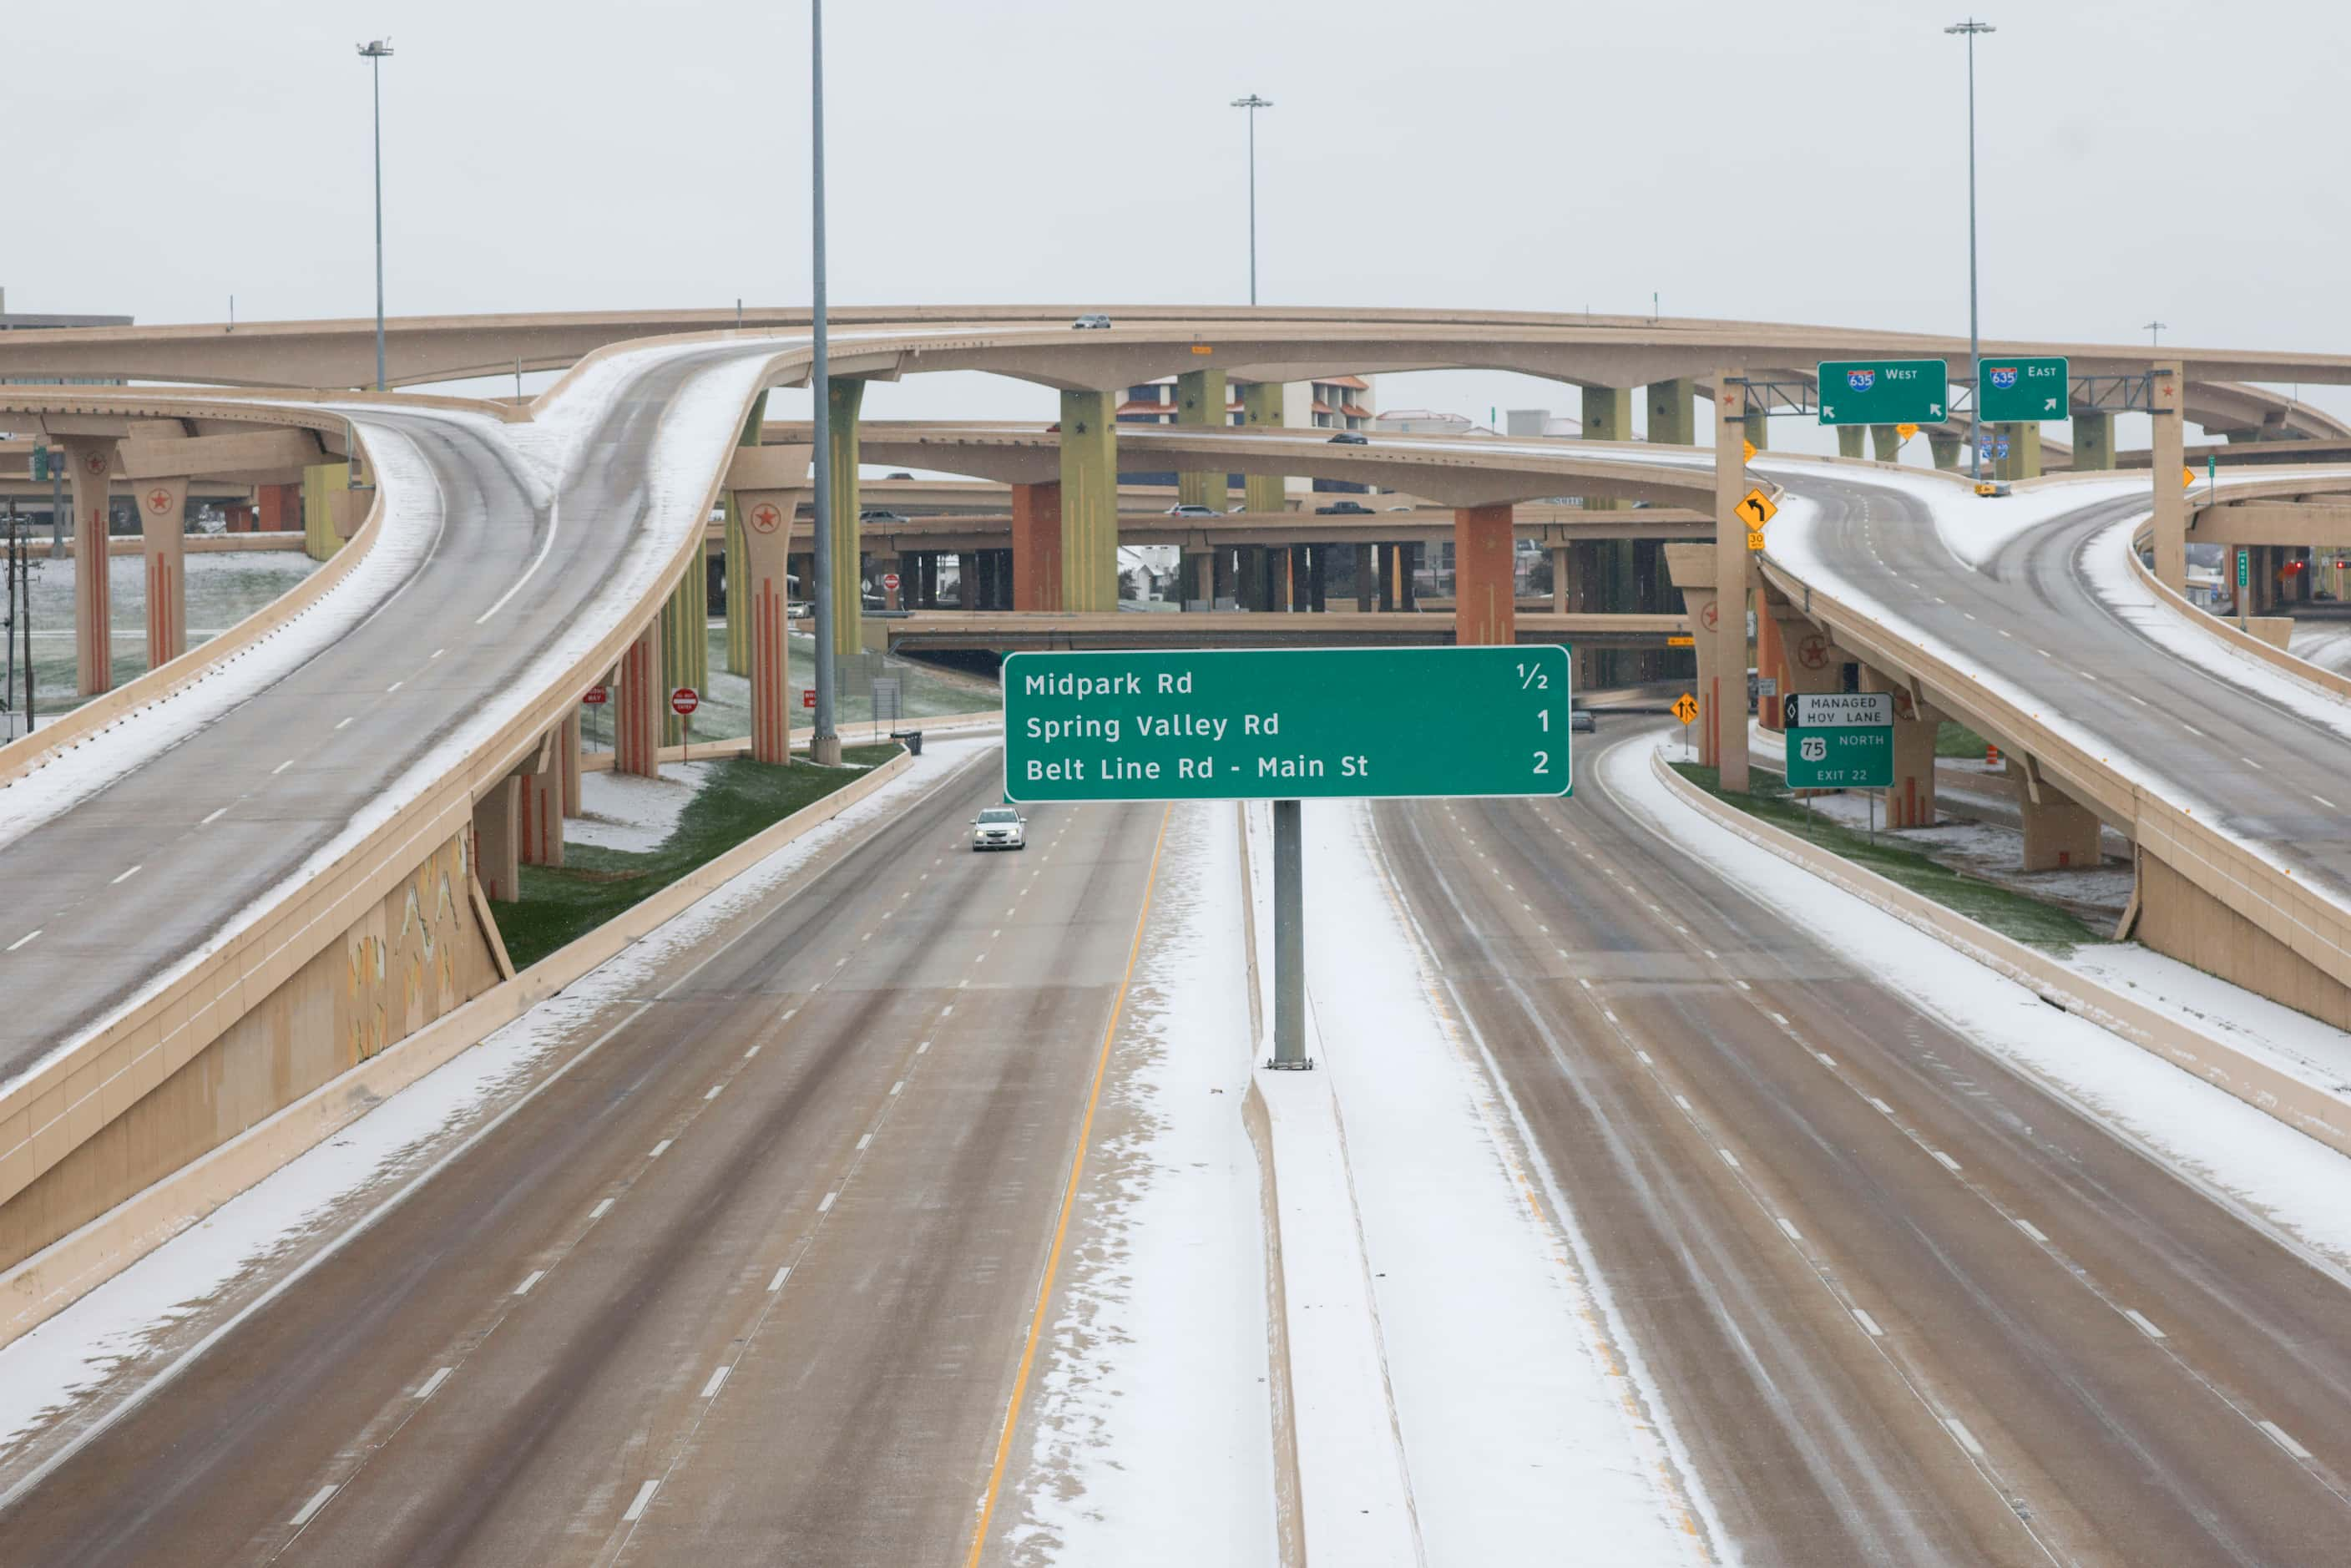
[963,802,1172,1568]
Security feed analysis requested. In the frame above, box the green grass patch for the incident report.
[1671,762,2103,953]
[497,745,898,970]
[1936,720,1993,759]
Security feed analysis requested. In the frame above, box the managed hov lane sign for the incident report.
[1783,692,1893,788]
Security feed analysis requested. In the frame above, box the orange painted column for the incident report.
[1011,481,1064,611]
[60,437,117,696]
[1452,503,1516,645]
[615,623,665,778]
[518,745,565,868]
[257,483,300,533]
[137,476,190,670]
[734,485,804,766]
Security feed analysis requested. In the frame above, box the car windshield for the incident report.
[978,808,1019,824]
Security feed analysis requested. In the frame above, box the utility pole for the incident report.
[357,38,395,392]
[1229,94,1273,306]
[2145,320,2168,347]
[808,0,842,765]
[1946,18,1994,485]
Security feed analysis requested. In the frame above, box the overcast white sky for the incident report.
[9,0,2344,448]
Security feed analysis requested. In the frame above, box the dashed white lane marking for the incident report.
[2317,794,2341,810]
[1853,1309,1886,1338]
[201,807,229,824]
[767,1267,790,1292]
[335,716,354,731]
[700,1366,731,1399]
[1635,1050,1653,1065]
[290,1485,339,1526]
[1932,1150,1963,1173]
[891,1081,904,1095]
[1776,1216,1802,1242]
[1674,1095,1693,1112]
[2015,1217,2049,1243]
[704,1084,724,1100]
[415,1367,453,1400]
[2035,649,2053,659]
[856,1134,872,1151]
[1814,1052,1836,1068]
[2180,721,2205,737]
[622,1479,660,1521]
[6,930,39,952]
[650,1139,672,1159]
[917,1040,931,1055]
[2123,1308,2167,1340]
[2263,1420,2314,1461]
[745,1044,760,1059]
[514,1270,545,1296]
[1732,979,1751,991]
[1717,1148,1742,1170]
[271,758,295,775]
[1869,1096,1895,1115]
[2080,671,2099,684]
[1944,1417,1986,1458]
[590,1198,614,1220]
[1769,1011,1789,1025]
[2244,757,2263,771]
[386,680,403,693]
[431,647,445,660]
[940,1005,954,1017]
[818,1191,838,1212]
[2127,692,2149,706]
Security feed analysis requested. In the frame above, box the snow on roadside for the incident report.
[570,761,724,853]
[1601,737,2351,1273]
[0,737,993,1470]
[1299,797,1725,1565]
[2077,512,2351,746]
[1002,801,1275,1566]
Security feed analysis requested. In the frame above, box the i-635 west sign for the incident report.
[1003,645,1573,802]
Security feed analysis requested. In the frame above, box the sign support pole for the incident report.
[1269,798,1311,1070]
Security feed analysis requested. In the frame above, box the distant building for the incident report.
[1504,408,1583,438]
[1372,408,1494,437]
[1116,373,1378,498]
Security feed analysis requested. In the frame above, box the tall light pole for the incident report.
[1230,94,1272,306]
[1946,18,1992,484]
[357,38,394,392]
[808,0,841,765]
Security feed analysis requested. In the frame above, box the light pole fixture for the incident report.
[2145,319,2168,346]
[808,0,841,765]
[356,38,394,392]
[1230,94,1273,306]
[1945,18,1992,483]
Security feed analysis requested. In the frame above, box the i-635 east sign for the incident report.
[1003,645,1573,802]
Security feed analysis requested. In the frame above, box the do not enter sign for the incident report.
[670,687,700,717]
[882,571,901,592]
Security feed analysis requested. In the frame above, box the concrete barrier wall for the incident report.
[0,746,916,1348]
[2126,520,2351,706]
[1650,749,2351,1160]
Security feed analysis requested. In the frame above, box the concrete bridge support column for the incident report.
[1582,387,1636,685]
[735,486,802,766]
[1551,547,1570,613]
[1711,377,1753,791]
[1176,367,1229,513]
[60,437,116,696]
[2011,761,2104,870]
[137,475,190,670]
[1994,422,2042,482]
[2150,361,2187,591]
[1742,407,1769,456]
[1646,379,1697,446]
[723,394,766,678]
[1870,425,1901,463]
[1010,481,1062,610]
[1059,390,1119,612]
[614,623,665,778]
[658,568,708,746]
[562,711,584,816]
[1861,667,1940,827]
[1241,382,1286,514]
[1663,542,1720,769]
[1838,427,1867,460]
[473,776,522,903]
[2072,411,2115,471]
[302,461,351,564]
[517,735,565,870]
[1454,505,1517,645]
[825,379,865,659]
[1928,431,1964,472]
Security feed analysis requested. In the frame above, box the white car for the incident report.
[1165,503,1218,517]
[972,806,1027,852]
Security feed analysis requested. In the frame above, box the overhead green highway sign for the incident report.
[1782,692,1893,789]
[1976,355,2069,422]
[1817,359,1949,427]
[1003,645,1573,802]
